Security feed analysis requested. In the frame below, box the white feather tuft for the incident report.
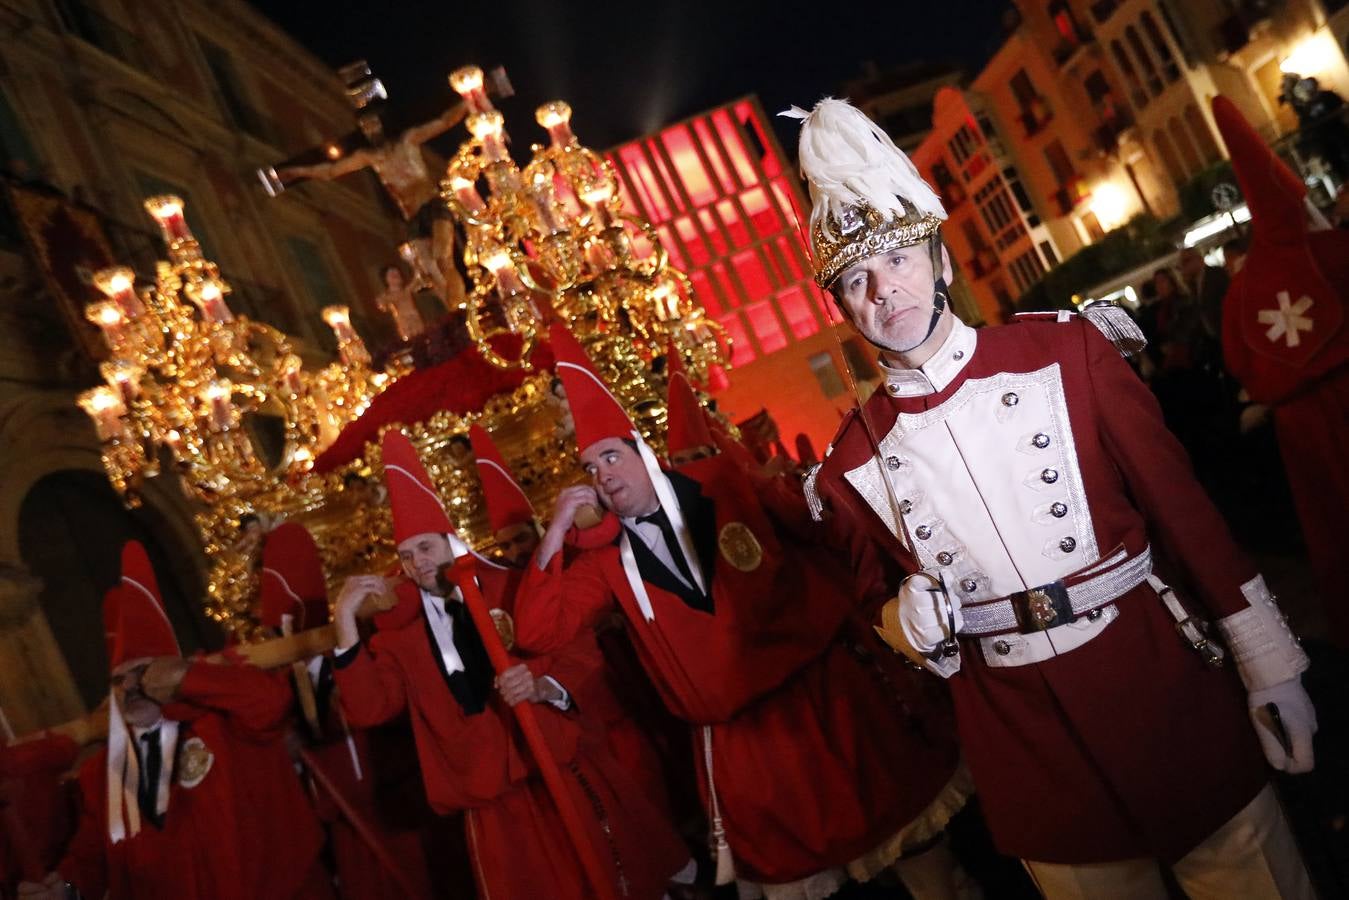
[780,98,945,239]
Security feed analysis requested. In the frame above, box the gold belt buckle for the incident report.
[1010,581,1073,633]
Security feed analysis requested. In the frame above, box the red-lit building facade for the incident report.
[605,98,873,454]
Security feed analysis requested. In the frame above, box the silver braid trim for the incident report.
[1082,302,1148,357]
[802,463,825,522]
[1217,575,1310,692]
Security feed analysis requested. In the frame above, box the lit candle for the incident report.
[581,185,614,228]
[482,248,526,296]
[186,278,234,323]
[86,300,127,347]
[144,195,192,244]
[100,360,143,403]
[322,305,357,344]
[202,380,234,431]
[449,175,488,213]
[449,65,489,113]
[536,101,576,149]
[77,386,127,441]
[93,266,145,318]
[468,111,507,163]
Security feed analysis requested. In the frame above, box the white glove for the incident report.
[876,572,963,677]
[899,572,964,654]
[1248,678,1317,774]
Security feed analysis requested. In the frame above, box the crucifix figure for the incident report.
[259,63,512,312]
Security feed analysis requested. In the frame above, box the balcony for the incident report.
[1052,178,1090,217]
[1214,0,1280,56]
[1019,98,1054,138]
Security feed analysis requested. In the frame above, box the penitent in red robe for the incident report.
[515,455,961,886]
[59,661,333,900]
[335,578,687,900]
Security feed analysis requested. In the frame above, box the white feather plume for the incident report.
[780,98,945,239]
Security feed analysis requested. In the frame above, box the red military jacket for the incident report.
[813,313,1267,864]
[516,455,959,884]
[334,576,686,899]
[59,662,326,900]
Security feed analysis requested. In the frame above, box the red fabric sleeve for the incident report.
[55,760,107,900]
[0,735,78,779]
[514,551,615,655]
[332,640,410,728]
[176,661,293,741]
[1081,320,1257,617]
[525,630,603,716]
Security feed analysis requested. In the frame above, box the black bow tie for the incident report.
[636,509,667,527]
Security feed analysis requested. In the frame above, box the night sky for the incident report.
[249,0,1008,154]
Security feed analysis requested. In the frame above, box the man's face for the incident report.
[495,522,540,569]
[111,660,162,728]
[397,532,457,594]
[670,445,715,467]
[833,244,951,353]
[581,438,658,518]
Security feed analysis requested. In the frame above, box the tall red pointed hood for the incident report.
[259,522,329,630]
[1211,95,1307,246]
[469,423,536,532]
[382,430,455,545]
[105,541,179,671]
[549,321,636,453]
[666,371,716,456]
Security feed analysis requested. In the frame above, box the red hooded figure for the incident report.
[1213,95,1349,646]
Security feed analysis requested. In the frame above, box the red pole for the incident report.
[442,556,619,900]
[297,748,426,899]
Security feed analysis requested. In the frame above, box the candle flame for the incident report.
[450,66,484,95]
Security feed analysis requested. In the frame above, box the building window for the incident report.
[1125,25,1163,97]
[199,38,273,143]
[1039,240,1060,267]
[1079,210,1106,242]
[1152,130,1187,189]
[1167,117,1202,176]
[808,351,846,399]
[53,0,148,70]
[1139,12,1181,82]
[1184,104,1221,163]
[1010,70,1050,135]
[1111,39,1149,109]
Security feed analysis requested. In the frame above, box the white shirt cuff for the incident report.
[542,676,571,710]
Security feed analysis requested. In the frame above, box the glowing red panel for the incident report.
[775,236,805,280]
[746,300,788,354]
[689,269,721,317]
[736,101,781,178]
[713,109,756,187]
[620,145,670,222]
[662,125,717,207]
[740,187,780,237]
[771,178,809,233]
[699,209,728,256]
[692,117,735,194]
[777,286,819,339]
[731,249,774,301]
[657,224,687,270]
[717,200,752,249]
[646,139,685,213]
[711,261,740,307]
[673,216,709,267]
[719,313,755,365]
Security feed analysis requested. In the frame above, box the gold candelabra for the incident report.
[77,195,387,509]
[441,67,730,379]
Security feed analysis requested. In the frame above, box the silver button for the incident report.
[898,499,913,515]
[1001,392,1019,407]
[1032,433,1051,449]
[961,578,978,593]
[886,455,901,470]
[1085,608,1103,621]
[915,525,932,541]
[1050,501,1068,518]
[1041,468,1059,484]
[953,350,965,360]
[993,639,1011,656]
[936,551,954,566]
[1059,537,1077,552]
[887,384,901,396]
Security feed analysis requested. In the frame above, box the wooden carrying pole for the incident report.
[440,555,618,900]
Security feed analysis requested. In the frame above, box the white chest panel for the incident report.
[845,363,1100,605]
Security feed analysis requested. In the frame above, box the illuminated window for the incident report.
[746,301,787,354]
[778,287,819,339]
[721,314,754,366]
[661,125,717,207]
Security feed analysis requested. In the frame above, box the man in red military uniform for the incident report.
[30,541,332,900]
[331,430,687,899]
[515,321,969,900]
[257,522,435,900]
[787,97,1315,898]
[1212,95,1349,648]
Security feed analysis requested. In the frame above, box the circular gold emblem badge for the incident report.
[177,736,214,789]
[718,522,763,572]
[490,607,516,651]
